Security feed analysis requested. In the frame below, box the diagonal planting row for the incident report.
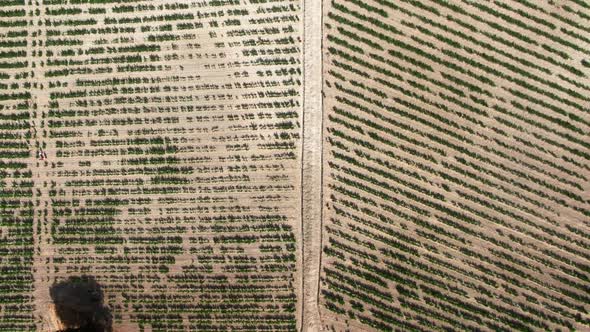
[320,0,589,331]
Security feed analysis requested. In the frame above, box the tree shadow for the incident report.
[49,276,112,332]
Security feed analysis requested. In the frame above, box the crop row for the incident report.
[320,0,589,330]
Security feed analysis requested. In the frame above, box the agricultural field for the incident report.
[0,1,38,331]
[1,0,590,331]
[320,0,590,331]
[1,0,304,331]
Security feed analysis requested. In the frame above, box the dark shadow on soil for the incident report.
[50,276,112,332]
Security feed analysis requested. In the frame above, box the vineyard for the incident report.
[1,0,589,331]
[320,0,589,331]
[0,1,36,331]
[1,0,304,331]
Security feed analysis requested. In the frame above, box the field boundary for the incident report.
[301,0,324,329]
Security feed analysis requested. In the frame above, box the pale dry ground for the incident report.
[29,12,55,328]
[300,0,324,330]
[44,305,66,332]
